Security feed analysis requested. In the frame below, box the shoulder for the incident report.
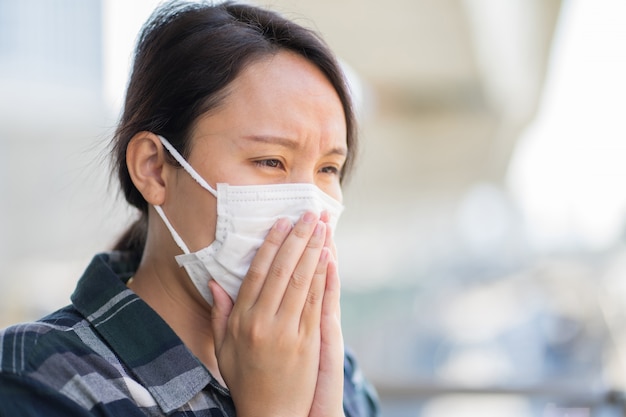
[343,348,381,417]
[0,306,135,415]
[0,305,96,387]
[0,372,95,417]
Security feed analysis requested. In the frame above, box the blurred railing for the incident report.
[375,381,626,416]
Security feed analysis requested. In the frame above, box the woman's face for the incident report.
[163,51,348,252]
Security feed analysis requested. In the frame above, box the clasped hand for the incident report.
[210,211,344,417]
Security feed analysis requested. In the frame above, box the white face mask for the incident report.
[154,135,344,305]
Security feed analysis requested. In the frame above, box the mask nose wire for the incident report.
[157,135,218,197]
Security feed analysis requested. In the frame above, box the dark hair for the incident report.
[112,0,357,256]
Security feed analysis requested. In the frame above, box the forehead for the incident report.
[200,51,347,148]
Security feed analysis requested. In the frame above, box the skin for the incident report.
[125,51,347,417]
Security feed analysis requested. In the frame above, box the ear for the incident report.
[126,132,169,206]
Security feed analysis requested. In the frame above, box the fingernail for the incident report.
[302,211,316,224]
[314,221,325,236]
[320,247,330,262]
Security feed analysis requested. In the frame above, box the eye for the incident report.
[319,165,340,176]
[254,159,284,169]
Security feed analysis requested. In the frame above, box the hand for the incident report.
[210,212,331,417]
[309,213,345,417]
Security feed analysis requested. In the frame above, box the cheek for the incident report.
[321,182,343,203]
[168,175,219,250]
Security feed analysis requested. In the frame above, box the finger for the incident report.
[329,239,338,263]
[320,210,331,224]
[297,246,330,332]
[235,217,292,309]
[255,211,319,313]
[322,218,338,261]
[309,257,345,416]
[322,257,342,325]
[319,257,344,380]
[209,280,234,348]
[277,221,327,324]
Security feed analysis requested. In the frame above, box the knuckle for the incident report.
[245,263,265,283]
[264,228,287,246]
[292,224,312,239]
[268,262,289,279]
[306,235,324,250]
[235,313,269,346]
[246,320,266,345]
[305,289,322,306]
[289,270,310,291]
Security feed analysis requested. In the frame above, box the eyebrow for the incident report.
[243,134,347,157]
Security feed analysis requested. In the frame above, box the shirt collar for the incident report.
[71,252,214,414]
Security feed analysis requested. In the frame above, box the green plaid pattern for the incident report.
[0,252,379,416]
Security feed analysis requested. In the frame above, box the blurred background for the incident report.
[1,0,626,415]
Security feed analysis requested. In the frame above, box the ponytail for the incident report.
[112,215,148,258]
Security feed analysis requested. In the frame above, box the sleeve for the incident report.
[342,349,381,417]
[0,372,94,417]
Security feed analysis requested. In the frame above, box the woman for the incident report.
[0,1,379,416]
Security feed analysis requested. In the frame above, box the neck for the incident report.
[128,248,225,387]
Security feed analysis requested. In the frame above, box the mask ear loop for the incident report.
[157,135,218,197]
[153,205,190,254]
[153,134,218,255]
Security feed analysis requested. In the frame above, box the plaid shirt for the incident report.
[0,252,379,416]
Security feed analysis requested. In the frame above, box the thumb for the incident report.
[209,280,234,347]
